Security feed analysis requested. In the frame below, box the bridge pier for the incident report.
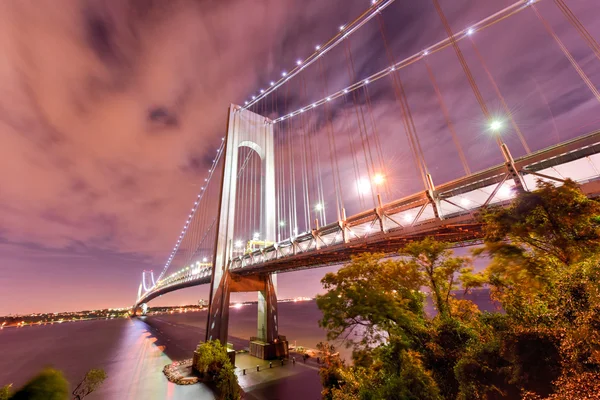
[132,303,148,317]
[205,104,286,360]
[207,271,288,360]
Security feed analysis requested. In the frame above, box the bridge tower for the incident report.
[206,104,286,359]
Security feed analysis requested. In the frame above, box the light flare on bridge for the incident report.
[136,0,600,322]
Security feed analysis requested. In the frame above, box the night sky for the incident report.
[1,0,599,315]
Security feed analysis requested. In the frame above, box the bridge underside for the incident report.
[136,130,600,321]
[231,216,484,276]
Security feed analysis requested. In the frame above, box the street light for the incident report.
[373,174,385,186]
[490,120,502,132]
[315,203,323,211]
[235,240,243,248]
[356,178,371,195]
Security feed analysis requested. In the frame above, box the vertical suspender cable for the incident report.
[342,92,367,210]
[423,59,471,175]
[362,83,391,200]
[375,14,429,189]
[468,38,531,153]
[317,59,344,220]
[431,0,493,122]
[531,5,600,103]
[553,0,600,61]
[343,40,378,206]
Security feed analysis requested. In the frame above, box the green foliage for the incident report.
[0,384,12,400]
[461,180,600,399]
[455,339,517,400]
[194,340,240,400]
[11,368,69,400]
[522,371,600,399]
[317,342,345,400]
[316,252,426,350]
[480,179,600,266]
[317,181,600,400]
[424,318,477,399]
[478,179,600,308]
[327,345,441,400]
[400,238,477,319]
[216,364,241,400]
[503,328,561,397]
[72,368,107,400]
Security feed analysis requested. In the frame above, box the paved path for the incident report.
[142,315,323,399]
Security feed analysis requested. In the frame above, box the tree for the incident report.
[478,179,600,307]
[400,238,479,319]
[326,342,441,400]
[72,369,107,400]
[11,368,69,400]
[316,252,426,351]
[316,246,476,399]
[463,179,600,398]
[316,342,345,400]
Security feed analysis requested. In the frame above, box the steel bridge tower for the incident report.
[205,104,287,359]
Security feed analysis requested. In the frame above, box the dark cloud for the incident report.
[1,0,599,313]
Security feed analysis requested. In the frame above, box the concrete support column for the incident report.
[257,274,278,342]
[206,104,276,346]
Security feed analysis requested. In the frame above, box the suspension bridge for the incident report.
[134,0,600,359]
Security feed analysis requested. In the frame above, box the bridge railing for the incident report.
[229,130,600,273]
[137,130,600,305]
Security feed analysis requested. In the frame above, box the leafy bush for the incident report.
[316,181,600,399]
[216,364,241,400]
[72,368,107,400]
[194,340,240,400]
[0,384,12,400]
[10,368,69,400]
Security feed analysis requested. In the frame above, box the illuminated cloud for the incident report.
[0,0,598,313]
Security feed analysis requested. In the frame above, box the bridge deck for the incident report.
[136,130,600,306]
